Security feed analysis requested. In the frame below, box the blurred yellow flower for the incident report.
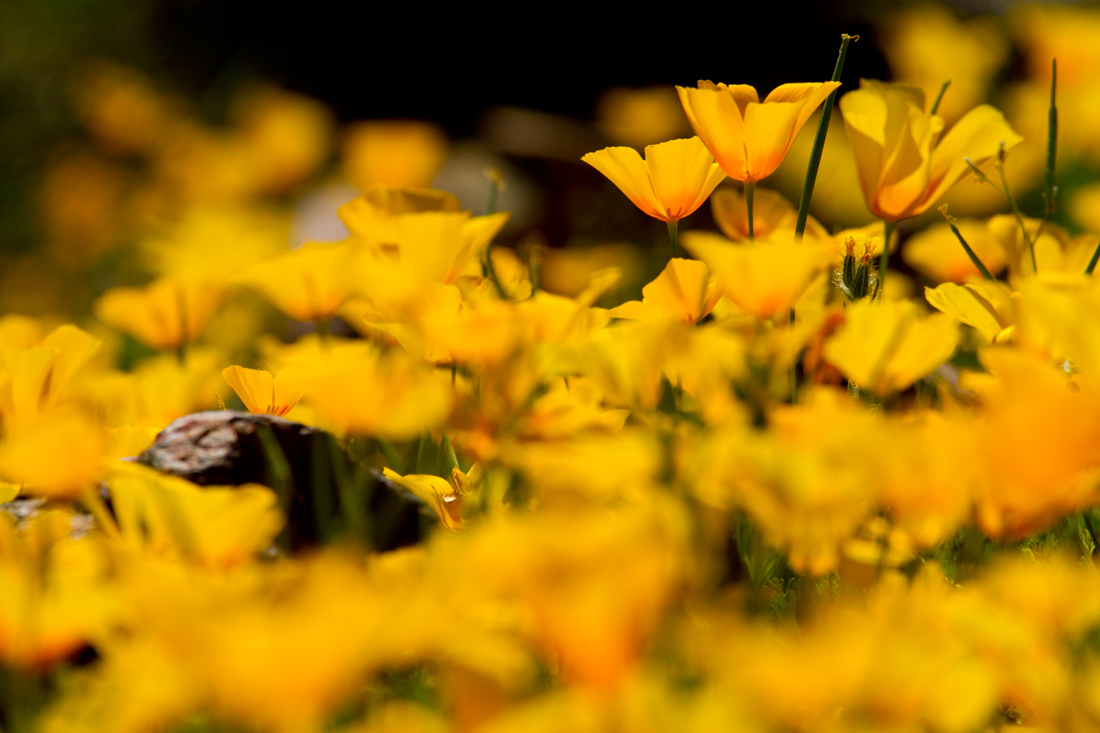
[711,185,827,243]
[595,86,692,149]
[0,409,107,499]
[234,241,358,322]
[338,185,461,245]
[880,5,1009,124]
[677,80,840,182]
[222,365,305,417]
[925,279,1015,344]
[0,509,117,669]
[382,468,465,529]
[581,137,726,222]
[351,210,509,320]
[682,231,828,320]
[609,258,721,324]
[108,463,284,567]
[95,276,225,350]
[0,323,102,434]
[297,341,453,440]
[343,120,448,190]
[965,349,1100,539]
[231,85,335,194]
[73,62,169,155]
[823,299,959,396]
[839,79,1021,222]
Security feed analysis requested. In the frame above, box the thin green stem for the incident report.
[1042,58,1058,221]
[789,309,797,404]
[996,157,1037,273]
[876,220,895,301]
[929,78,951,115]
[744,181,756,241]
[795,32,856,242]
[377,438,405,474]
[1085,239,1100,275]
[940,209,995,280]
[667,219,680,259]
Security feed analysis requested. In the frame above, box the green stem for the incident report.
[1086,239,1100,275]
[942,216,995,280]
[789,309,797,404]
[377,438,405,474]
[876,220,895,301]
[744,180,755,241]
[667,219,680,258]
[929,78,951,115]
[1042,59,1058,221]
[795,32,856,242]
[997,159,1037,273]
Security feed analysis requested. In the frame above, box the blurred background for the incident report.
[1,0,1096,322]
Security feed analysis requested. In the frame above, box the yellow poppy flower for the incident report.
[108,463,283,567]
[0,323,101,433]
[581,137,726,222]
[351,210,508,320]
[0,409,107,499]
[925,280,1015,344]
[0,508,118,669]
[382,468,464,529]
[839,79,1021,222]
[221,365,305,417]
[95,276,225,350]
[295,341,452,440]
[234,241,358,322]
[337,185,460,246]
[676,81,840,183]
[343,120,448,190]
[711,186,828,243]
[681,232,828,320]
[609,258,721,324]
[822,299,959,396]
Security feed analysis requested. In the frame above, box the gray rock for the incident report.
[137,411,432,551]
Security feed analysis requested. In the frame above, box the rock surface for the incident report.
[137,411,431,550]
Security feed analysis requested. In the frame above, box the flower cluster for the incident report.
[5,5,1100,733]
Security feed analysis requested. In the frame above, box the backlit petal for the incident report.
[582,146,665,219]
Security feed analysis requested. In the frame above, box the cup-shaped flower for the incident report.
[582,137,726,222]
[609,258,721,324]
[676,81,841,183]
[823,299,959,396]
[96,276,224,350]
[839,79,1022,222]
[0,409,107,499]
[222,365,305,417]
[234,241,358,322]
[681,232,829,320]
[711,186,829,243]
[0,324,101,433]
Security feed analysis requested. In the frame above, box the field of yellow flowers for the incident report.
[7,3,1100,731]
